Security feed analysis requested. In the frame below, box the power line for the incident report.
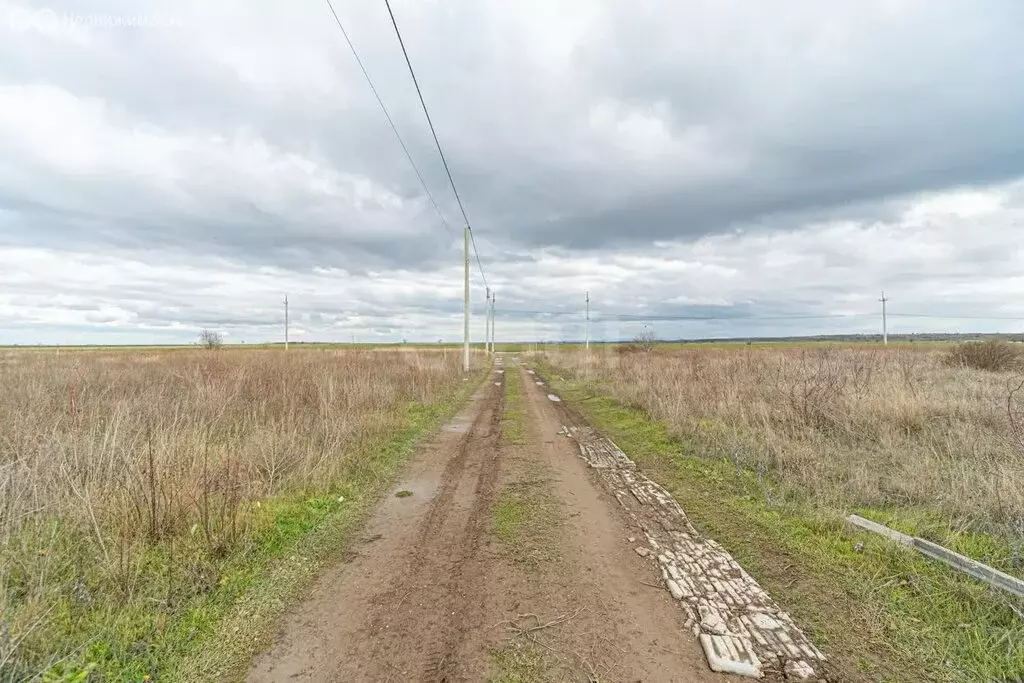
[889,313,1024,321]
[382,0,489,290]
[485,309,1024,323]
[322,0,454,239]
[468,228,488,290]
[493,310,877,322]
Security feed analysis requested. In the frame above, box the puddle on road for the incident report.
[378,474,441,523]
[443,416,473,433]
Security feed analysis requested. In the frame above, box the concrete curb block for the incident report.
[846,514,913,546]
[913,538,1024,599]
[845,515,1024,599]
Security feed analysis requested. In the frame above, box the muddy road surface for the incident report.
[249,357,745,682]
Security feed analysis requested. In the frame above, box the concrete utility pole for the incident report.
[284,295,289,351]
[879,291,889,345]
[585,290,590,351]
[490,291,496,353]
[485,287,492,355]
[463,225,470,372]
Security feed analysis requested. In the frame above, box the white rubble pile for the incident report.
[560,424,826,680]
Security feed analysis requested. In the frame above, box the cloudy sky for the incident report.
[1,0,1023,344]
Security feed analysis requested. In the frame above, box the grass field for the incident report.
[0,347,479,680]
[535,345,1024,681]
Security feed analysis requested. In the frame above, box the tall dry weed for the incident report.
[0,347,463,676]
[542,346,1024,536]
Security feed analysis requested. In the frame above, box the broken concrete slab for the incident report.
[699,633,762,678]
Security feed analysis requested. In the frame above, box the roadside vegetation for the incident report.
[536,345,1024,681]
[499,367,527,445]
[0,348,473,680]
[489,366,562,679]
[491,483,558,572]
[493,367,558,570]
[944,339,1024,372]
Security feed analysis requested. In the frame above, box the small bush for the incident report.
[944,340,1023,372]
[630,328,656,353]
[199,329,224,349]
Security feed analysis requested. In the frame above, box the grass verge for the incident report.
[492,369,557,570]
[489,640,549,683]
[537,363,1024,683]
[491,483,558,571]
[489,368,559,681]
[500,368,527,445]
[46,370,485,682]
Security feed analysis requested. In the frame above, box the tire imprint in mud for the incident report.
[367,375,505,681]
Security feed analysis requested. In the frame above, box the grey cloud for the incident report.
[7,0,1023,261]
[1,0,1024,344]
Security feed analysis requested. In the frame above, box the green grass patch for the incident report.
[16,371,485,683]
[394,490,414,498]
[500,368,527,445]
[488,640,550,683]
[491,482,558,571]
[537,363,1024,683]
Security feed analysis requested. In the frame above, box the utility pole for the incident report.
[485,287,492,355]
[879,290,889,345]
[463,225,470,372]
[284,294,289,351]
[490,291,496,353]
[585,290,590,351]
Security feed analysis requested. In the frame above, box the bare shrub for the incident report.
[944,340,1022,372]
[630,327,656,353]
[783,349,850,432]
[199,329,224,349]
[1011,377,1024,458]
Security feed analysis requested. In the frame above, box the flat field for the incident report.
[0,347,471,680]
[541,344,1024,533]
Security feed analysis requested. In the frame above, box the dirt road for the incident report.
[248,357,737,681]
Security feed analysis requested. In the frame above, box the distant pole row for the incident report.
[278,286,897,350]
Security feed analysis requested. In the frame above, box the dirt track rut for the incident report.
[249,358,733,682]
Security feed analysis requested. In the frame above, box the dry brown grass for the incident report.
[0,347,465,677]
[541,346,1024,535]
[944,340,1024,372]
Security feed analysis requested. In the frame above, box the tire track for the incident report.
[367,375,505,681]
[247,376,503,682]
